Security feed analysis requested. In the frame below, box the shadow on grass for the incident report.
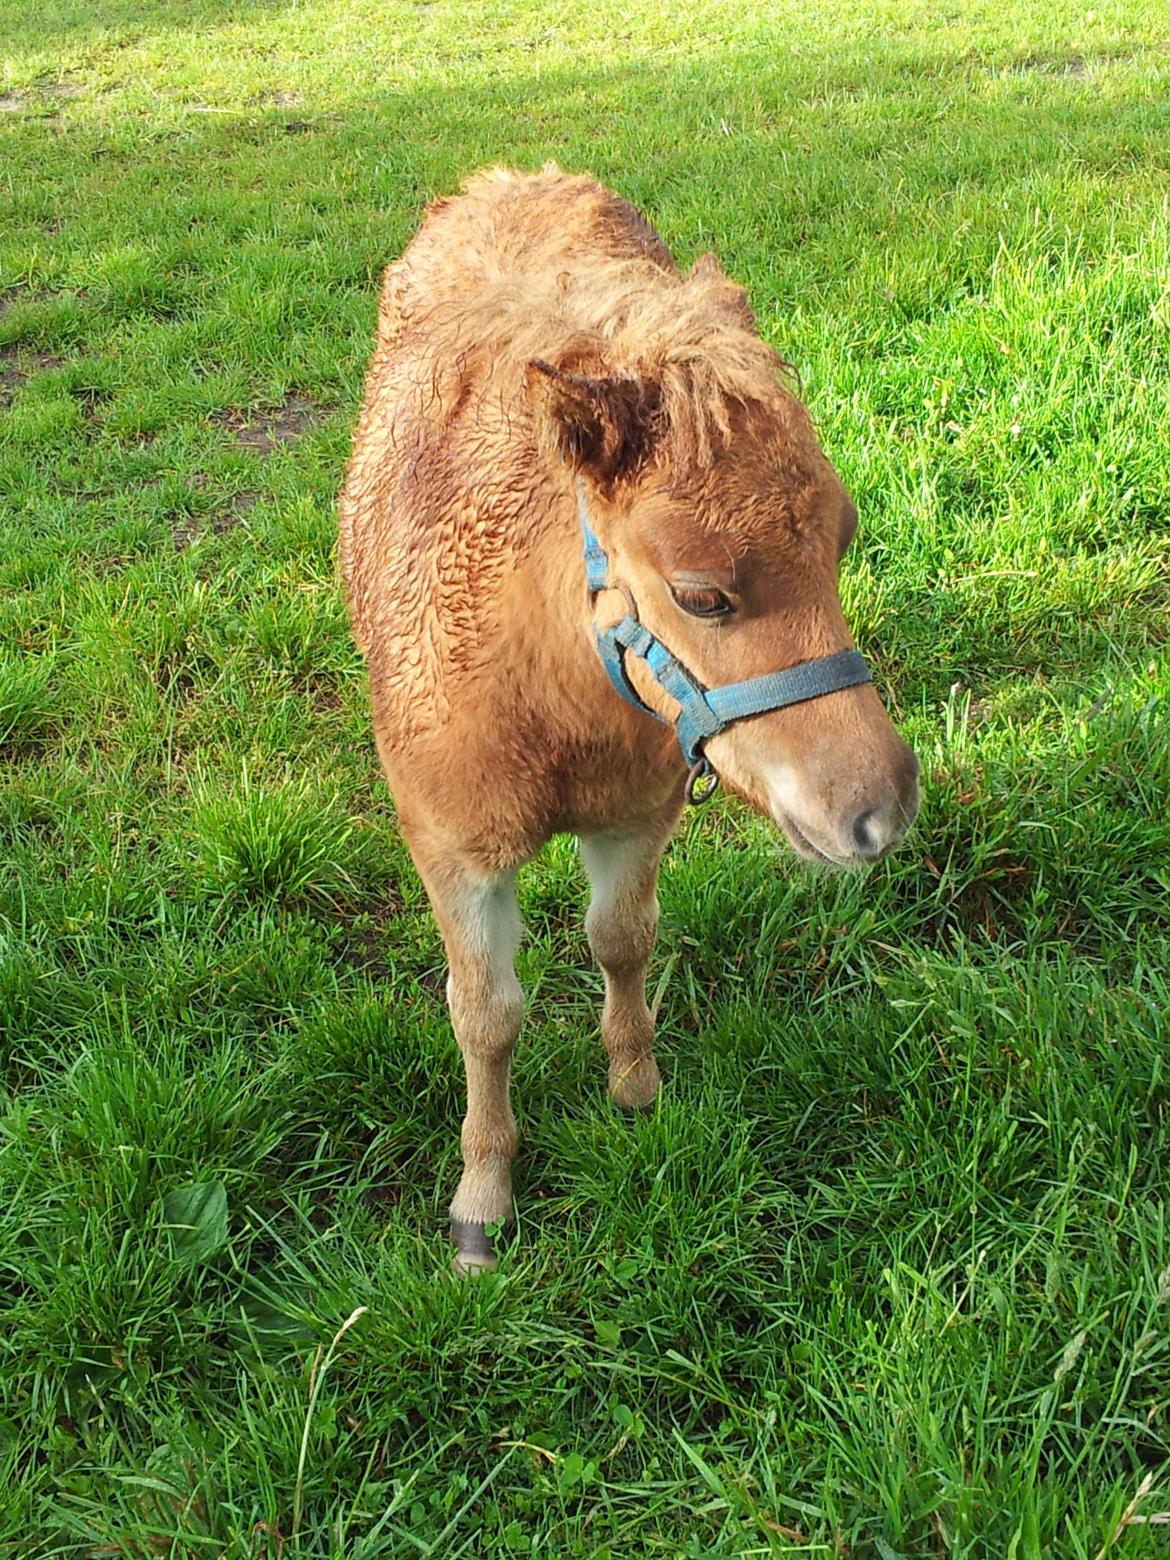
[3,0,293,51]
[1,34,1166,255]
[5,43,1166,666]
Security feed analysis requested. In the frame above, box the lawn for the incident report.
[2,1,1169,1554]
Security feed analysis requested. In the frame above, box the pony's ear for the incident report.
[525,354,661,484]
[689,251,726,281]
[689,251,756,329]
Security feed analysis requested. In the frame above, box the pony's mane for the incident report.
[410,255,809,471]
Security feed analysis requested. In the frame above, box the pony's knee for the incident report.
[448,972,523,1059]
[586,902,657,976]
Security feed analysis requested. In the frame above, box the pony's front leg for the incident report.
[410,844,524,1273]
[581,806,680,1110]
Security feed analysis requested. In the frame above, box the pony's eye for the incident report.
[670,585,733,619]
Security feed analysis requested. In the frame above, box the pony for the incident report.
[340,165,919,1270]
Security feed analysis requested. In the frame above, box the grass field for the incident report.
[2,1,1170,1554]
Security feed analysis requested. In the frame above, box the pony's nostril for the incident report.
[852,809,882,856]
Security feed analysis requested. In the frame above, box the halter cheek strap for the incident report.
[577,479,873,802]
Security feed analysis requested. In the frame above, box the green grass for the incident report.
[2,1,1169,1554]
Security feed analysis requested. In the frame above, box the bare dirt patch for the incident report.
[170,514,202,553]
[0,350,65,406]
[171,491,261,551]
[214,491,260,533]
[0,82,84,118]
[214,395,320,452]
[1035,53,1088,77]
[992,50,1141,78]
[306,674,343,712]
[328,886,419,980]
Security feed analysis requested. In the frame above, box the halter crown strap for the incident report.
[575,478,873,777]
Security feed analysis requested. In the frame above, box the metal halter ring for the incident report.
[685,755,720,805]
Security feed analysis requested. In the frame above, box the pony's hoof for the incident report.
[450,1220,501,1276]
[608,1054,661,1111]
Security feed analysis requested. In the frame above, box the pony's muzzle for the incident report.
[822,744,921,866]
[739,726,920,868]
[846,773,920,861]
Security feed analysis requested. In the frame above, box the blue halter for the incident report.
[577,480,873,803]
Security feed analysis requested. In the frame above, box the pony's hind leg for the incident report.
[581,807,679,1110]
[409,841,524,1273]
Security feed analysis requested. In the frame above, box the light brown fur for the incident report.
[340,164,919,1267]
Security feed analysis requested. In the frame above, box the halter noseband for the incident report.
[577,479,873,804]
